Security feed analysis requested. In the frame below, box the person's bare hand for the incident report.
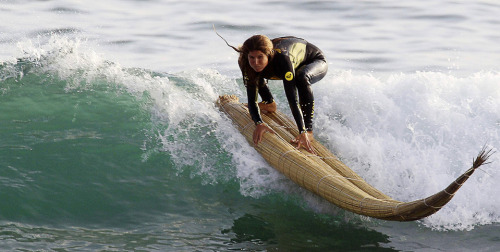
[291,131,316,154]
[253,123,275,145]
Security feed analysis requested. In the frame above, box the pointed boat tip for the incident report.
[216,94,239,107]
[473,145,495,169]
[377,145,496,221]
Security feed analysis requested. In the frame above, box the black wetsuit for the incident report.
[243,37,328,134]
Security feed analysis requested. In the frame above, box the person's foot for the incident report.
[258,101,277,113]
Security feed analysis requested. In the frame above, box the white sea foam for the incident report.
[311,70,500,230]
[12,35,500,231]
[216,68,500,230]
[208,68,500,231]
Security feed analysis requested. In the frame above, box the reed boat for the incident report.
[217,94,492,221]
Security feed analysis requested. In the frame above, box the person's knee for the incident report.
[296,61,328,86]
[310,61,328,84]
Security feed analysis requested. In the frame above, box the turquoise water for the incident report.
[0,63,391,251]
[1,0,500,251]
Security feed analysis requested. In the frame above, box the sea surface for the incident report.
[1,0,500,251]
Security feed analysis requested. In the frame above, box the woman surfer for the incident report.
[217,30,328,154]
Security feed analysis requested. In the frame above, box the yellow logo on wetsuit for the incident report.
[285,71,293,81]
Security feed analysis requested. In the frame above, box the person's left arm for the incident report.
[280,56,307,134]
[280,55,316,154]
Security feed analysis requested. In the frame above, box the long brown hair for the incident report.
[213,26,274,86]
[237,35,274,86]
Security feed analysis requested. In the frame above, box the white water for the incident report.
[225,69,500,231]
[12,28,500,232]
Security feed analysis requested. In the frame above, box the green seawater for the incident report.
[0,63,394,251]
[1,59,498,252]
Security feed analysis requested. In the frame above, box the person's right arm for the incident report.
[246,82,275,144]
[246,84,263,125]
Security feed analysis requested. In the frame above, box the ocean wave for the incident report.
[2,35,499,231]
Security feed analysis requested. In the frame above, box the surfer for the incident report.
[233,35,328,153]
